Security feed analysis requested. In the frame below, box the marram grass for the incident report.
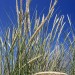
[0,0,75,75]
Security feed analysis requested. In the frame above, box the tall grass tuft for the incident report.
[0,0,75,75]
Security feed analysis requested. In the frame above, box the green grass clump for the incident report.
[0,0,75,75]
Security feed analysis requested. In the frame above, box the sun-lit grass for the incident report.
[0,0,75,75]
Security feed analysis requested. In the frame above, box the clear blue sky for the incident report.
[0,0,75,36]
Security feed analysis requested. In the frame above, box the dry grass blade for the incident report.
[67,14,75,39]
[67,14,71,26]
[19,55,42,70]
[25,0,31,36]
[16,0,19,26]
[57,22,66,42]
[10,31,19,53]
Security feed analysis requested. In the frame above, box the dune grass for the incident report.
[0,0,75,75]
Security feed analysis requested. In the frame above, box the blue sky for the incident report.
[0,0,75,36]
